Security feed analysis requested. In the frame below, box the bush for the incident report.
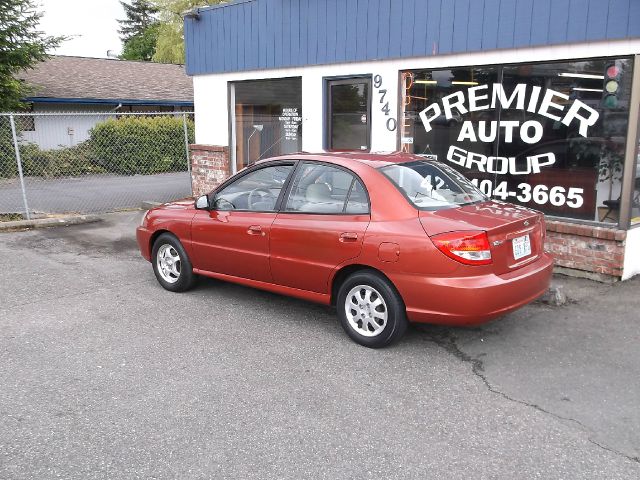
[1,140,106,179]
[0,117,18,178]
[20,142,106,177]
[89,115,194,175]
[0,114,194,178]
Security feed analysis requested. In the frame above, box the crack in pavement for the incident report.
[422,329,640,465]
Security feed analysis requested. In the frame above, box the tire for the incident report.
[151,233,196,292]
[336,270,408,348]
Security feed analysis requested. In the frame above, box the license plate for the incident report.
[512,234,532,260]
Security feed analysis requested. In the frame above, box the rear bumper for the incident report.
[136,226,152,261]
[395,253,554,326]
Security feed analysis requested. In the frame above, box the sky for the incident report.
[37,0,125,58]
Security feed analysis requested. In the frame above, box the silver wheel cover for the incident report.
[344,284,388,337]
[156,244,181,284]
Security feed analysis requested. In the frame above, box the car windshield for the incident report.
[379,160,486,209]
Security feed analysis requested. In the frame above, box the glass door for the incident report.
[326,77,371,151]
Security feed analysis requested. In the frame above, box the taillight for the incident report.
[431,231,492,266]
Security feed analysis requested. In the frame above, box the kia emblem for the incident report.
[524,220,530,226]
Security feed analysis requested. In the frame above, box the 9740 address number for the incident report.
[471,179,584,209]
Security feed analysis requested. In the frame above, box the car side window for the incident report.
[285,163,369,214]
[214,164,294,211]
[345,179,369,214]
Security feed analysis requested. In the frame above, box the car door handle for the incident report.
[247,225,264,236]
[339,232,358,242]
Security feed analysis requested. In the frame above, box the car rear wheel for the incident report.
[336,271,408,348]
[151,233,196,292]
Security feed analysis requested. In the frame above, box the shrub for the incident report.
[89,115,194,175]
[0,114,194,178]
[20,142,106,177]
[0,117,18,178]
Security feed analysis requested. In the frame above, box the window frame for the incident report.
[324,75,372,152]
[208,159,371,216]
[281,161,372,216]
[209,160,298,213]
[20,115,35,132]
[378,160,487,212]
[400,55,637,228]
[227,76,303,174]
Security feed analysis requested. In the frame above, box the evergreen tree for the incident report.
[0,0,63,110]
[118,0,159,61]
[118,0,159,42]
[120,23,160,61]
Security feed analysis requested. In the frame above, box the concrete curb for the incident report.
[0,214,102,232]
[141,201,162,210]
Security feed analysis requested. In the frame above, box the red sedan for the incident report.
[137,153,553,348]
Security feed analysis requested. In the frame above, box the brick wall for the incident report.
[545,220,627,280]
[190,144,231,196]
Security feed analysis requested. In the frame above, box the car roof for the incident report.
[254,151,427,169]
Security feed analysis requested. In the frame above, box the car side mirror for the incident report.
[195,195,210,210]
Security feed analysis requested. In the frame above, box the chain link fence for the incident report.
[0,112,194,220]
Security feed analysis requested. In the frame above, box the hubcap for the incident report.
[345,285,388,337]
[156,244,181,284]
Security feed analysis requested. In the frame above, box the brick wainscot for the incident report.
[545,220,626,281]
[190,144,230,196]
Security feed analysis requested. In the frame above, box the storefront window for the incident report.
[230,77,302,172]
[403,67,499,159]
[402,57,634,224]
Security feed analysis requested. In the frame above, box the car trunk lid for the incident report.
[419,201,545,274]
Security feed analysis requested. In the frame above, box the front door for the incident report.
[270,162,371,293]
[326,77,371,151]
[191,163,295,282]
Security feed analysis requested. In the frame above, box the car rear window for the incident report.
[379,160,486,210]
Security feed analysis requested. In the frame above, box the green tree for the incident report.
[118,0,159,61]
[152,0,224,64]
[118,0,159,41]
[0,0,63,111]
[120,22,160,61]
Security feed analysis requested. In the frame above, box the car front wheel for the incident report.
[151,233,196,292]
[336,271,408,348]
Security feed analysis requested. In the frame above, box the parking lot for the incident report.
[1,211,639,479]
[0,172,191,215]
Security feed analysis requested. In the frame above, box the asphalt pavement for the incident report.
[0,172,191,215]
[1,211,639,479]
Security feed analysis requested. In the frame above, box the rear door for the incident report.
[270,162,371,293]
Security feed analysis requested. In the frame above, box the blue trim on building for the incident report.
[25,97,194,107]
[185,0,640,76]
